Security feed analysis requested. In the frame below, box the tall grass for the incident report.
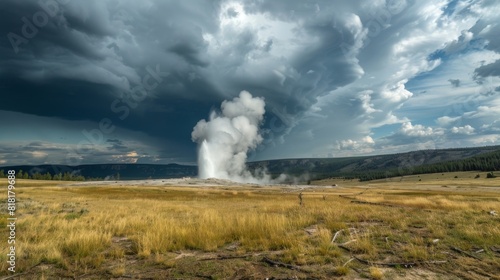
[0,180,499,277]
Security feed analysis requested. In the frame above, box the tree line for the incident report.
[0,169,86,181]
[0,170,122,181]
[356,149,500,181]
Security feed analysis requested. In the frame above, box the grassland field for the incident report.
[0,171,499,279]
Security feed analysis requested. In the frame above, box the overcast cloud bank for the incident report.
[0,0,499,166]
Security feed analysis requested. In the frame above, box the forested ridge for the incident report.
[353,149,500,181]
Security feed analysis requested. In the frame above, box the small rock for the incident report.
[489,210,497,216]
[225,242,240,251]
[304,225,318,236]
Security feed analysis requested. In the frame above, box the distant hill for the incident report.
[248,145,500,180]
[1,145,499,181]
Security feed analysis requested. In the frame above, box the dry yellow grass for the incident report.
[0,176,499,279]
[369,266,384,279]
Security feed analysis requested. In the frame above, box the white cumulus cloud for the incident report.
[451,125,475,135]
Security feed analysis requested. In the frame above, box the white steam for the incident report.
[191,91,272,183]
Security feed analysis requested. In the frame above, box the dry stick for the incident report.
[338,244,351,252]
[351,267,363,274]
[343,258,355,267]
[331,229,344,243]
[489,246,500,253]
[450,246,482,261]
[350,200,397,207]
[338,195,357,200]
[195,274,213,279]
[357,188,370,195]
[262,257,302,271]
[199,254,253,261]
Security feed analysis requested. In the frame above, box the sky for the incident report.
[0,0,499,166]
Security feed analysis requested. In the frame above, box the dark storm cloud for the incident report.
[474,60,500,79]
[169,43,210,67]
[0,1,112,59]
[448,79,461,87]
[106,139,128,151]
[1,0,499,165]
[0,75,117,120]
[0,0,366,164]
[0,0,221,151]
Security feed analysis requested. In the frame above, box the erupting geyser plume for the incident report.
[191,91,270,183]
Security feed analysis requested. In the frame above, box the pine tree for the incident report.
[34,172,44,180]
[63,172,72,181]
[43,172,52,180]
[53,173,62,180]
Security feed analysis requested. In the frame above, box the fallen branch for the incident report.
[352,255,447,268]
[262,257,302,271]
[335,239,358,253]
[357,188,369,195]
[199,254,252,261]
[350,200,396,207]
[339,195,357,200]
[450,246,481,260]
[489,246,500,254]
[195,274,212,279]
[338,244,351,252]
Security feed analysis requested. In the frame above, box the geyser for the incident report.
[191,91,268,183]
[198,139,215,178]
